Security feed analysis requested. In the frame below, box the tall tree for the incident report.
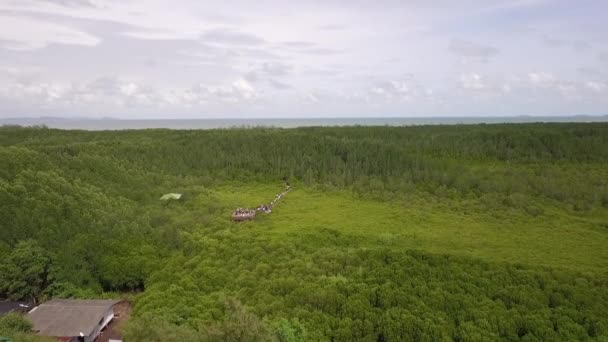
[0,240,54,303]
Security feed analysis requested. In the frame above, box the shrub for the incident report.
[0,313,32,333]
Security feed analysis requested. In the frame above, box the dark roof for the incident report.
[27,299,120,337]
[0,301,33,315]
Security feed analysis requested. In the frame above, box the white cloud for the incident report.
[0,0,606,117]
[0,65,44,84]
[230,78,257,99]
[201,29,264,46]
[449,39,499,62]
[260,62,293,76]
[0,82,72,103]
[480,0,549,13]
[123,29,200,41]
[556,82,578,98]
[366,76,433,102]
[542,35,590,50]
[0,74,265,107]
[585,81,606,93]
[119,83,139,96]
[525,73,607,100]
[0,15,100,50]
[371,80,413,98]
[460,73,485,90]
[267,79,293,90]
[528,72,555,86]
[1,78,149,108]
[38,0,97,8]
[305,92,320,103]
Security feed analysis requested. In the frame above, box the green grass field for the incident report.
[204,183,608,274]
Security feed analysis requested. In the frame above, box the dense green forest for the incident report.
[1,123,607,341]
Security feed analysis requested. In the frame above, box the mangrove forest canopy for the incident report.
[0,123,607,341]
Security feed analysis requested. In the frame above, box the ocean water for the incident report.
[1,116,607,130]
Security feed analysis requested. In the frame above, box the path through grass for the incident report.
[210,183,608,273]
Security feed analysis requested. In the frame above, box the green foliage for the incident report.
[275,319,307,342]
[200,298,277,342]
[1,124,607,340]
[123,298,276,342]
[123,315,201,342]
[0,312,53,342]
[0,241,53,303]
[2,123,607,208]
[131,228,608,341]
[0,313,32,333]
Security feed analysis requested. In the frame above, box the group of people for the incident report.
[233,207,255,217]
[233,182,292,220]
[270,185,291,207]
[256,184,292,214]
[256,204,272,213]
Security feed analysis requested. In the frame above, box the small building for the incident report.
[160,193,182,201]
[0,301,32,315]
[27,299,120,342]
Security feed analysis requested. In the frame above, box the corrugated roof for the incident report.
[27,299,120,337]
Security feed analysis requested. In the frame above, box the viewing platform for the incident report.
[231,183,291,221]
[232,208,257,221]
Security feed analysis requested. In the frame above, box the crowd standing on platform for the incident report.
[233,182,291,220]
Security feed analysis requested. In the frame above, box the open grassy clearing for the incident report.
[209,183,608,273]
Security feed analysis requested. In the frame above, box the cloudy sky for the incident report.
[0,0,607,118]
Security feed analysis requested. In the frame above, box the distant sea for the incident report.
[1,116,607,130]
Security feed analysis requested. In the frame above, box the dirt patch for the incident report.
[97,301,132,342]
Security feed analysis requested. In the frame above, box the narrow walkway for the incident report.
[259,183,291,213]
[232,182,291,221]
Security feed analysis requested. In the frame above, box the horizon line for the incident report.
[2,114,608,121]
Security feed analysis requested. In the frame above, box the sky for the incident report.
[0,0,607,119]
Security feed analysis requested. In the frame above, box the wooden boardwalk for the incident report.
[231,184,291,221]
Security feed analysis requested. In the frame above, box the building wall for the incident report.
[85,307,115,342]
